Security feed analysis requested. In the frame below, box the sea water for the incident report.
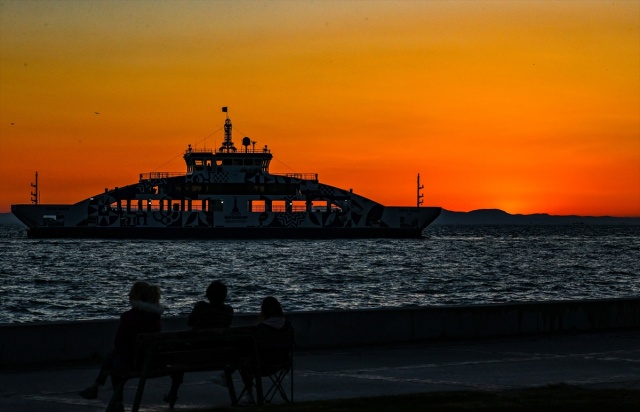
[0,224,638,324]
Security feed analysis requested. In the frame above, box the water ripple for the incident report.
[0,224,638,323]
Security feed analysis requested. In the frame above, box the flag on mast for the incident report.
[222,107,228,112]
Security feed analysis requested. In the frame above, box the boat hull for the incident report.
[12,204,441,239]
[23,224,436,239]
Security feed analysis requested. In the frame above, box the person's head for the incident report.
[140,284,162,305]
[129,281,150,302]
[260,296,283,319]
[206,280,227,304]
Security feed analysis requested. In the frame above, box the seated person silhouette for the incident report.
[163,280,234,407]
[238,296,293,405]
[79,281,164,412]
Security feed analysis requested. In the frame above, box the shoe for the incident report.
[163,393,178,409]
[79,385,98,399]
[210,372,228,387]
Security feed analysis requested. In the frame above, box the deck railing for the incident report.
[139,172,184,180]
[185,147,272,154]
[273,173,318,181]
[139,172,318,181]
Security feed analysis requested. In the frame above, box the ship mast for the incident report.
[31,171,39,204]
[219,106,236,153]
[417,173,424,208]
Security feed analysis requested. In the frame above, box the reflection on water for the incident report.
[0,225,639,323]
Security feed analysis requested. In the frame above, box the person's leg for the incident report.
[110,373,125,403]
[164,372,184,408]
[108,354,129,409]
[79,353,113,399]
[95,353,113,386]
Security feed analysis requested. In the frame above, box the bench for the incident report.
[106,328,263,412]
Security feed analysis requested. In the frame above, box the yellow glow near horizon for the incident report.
[1,1,638,216]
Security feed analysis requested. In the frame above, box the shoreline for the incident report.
[2,297,639,367]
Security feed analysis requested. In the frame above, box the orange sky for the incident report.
[1,1,639,216]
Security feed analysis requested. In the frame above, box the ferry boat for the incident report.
[11,109,441,239]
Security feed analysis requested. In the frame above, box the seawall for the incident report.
[1,297,639,366]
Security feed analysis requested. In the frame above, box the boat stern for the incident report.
[379,206,441,234]
[11,203,89,229]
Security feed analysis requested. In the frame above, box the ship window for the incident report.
[272,200,286,213]
[233,159,243,166]
[312,200,328,212]
[244,159,253,166]
[216,160,223,166]
[148,199,161,211]
[248,200,266,212]
[291,200,306,212]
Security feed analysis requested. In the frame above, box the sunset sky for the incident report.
[1,0,639,216]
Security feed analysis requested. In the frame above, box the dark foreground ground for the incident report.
[1,331,639,411]
[198,386,640,412]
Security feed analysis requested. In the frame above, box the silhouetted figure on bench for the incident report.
[79,281,163,412]
[187,280,234,329]
[163,280,234,407]
[238,296,293,405]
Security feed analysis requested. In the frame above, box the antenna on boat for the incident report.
[220,106,236,153]
[417,173,424,208]
[31,171,39,204]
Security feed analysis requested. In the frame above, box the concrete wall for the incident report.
[1,297,639,366]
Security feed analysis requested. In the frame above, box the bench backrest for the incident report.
[134,329,258,376]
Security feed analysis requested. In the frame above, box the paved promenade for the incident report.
[1,331,639,411]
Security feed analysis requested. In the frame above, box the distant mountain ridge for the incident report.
[433,209,640,225]
[1,210,638,227]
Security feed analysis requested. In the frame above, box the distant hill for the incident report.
[1,210,639,227]
[433,209,640,225]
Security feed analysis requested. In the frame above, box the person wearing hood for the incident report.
[238,296,292,405]
[79,281,164,410]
